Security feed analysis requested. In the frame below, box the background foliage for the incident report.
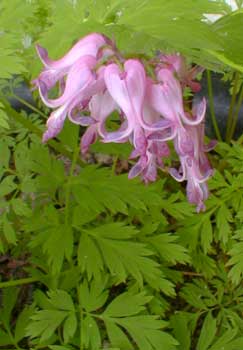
[1,1,243,349]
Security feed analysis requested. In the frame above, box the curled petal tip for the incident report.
[42,132,51,143]
[196,202,206,213]
[35,44,50,66]
[128,163,144,179]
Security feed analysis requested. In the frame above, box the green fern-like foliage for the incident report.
[1,1,243,350]
[1,0,243,80]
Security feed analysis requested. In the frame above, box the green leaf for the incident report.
[0,103,9,129]
[91,141,132,158]
[42,225,73,275]
[0,287,18,329]
[14,305,35,343]
[0,175,17,197]
[26,310,67,343]
[0,36,27,78]
[180,280,217,310]
[78,233,104,281]
[70,166,163,215]
[47,290,75,311]
[227,241,243,285]
[59,267,81,291]
[79,279,109,313]
[118,0,225,51]
[191,251,216,279]
[82,223,168,291]
[63,312,77,344]
[208,328,237,350]
[81,315,101,350]
[105,320,133,350]
[197,312,217,350]
[2,214,17,245]
[0,138,11,170]
[104,292,151,317]
[49,346,75,350]
[0,330,12,346]
[11,198,32,217]
[211,11,243,71]
[26,290,76,344]
[170,312,199,350]
[216,204,232,244]
[29,144,65,193]
[200,216,213,254]
[14,140,31,176]
[149,233,190,264]
[102,289,177,350]
[117,316,177,350]
[57,119,79,151]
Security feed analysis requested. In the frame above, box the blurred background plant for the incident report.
[1,1,243,350]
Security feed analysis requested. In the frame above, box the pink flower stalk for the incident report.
[33,32,215,211]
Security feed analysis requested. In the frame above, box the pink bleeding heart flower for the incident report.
[38,55,97,108]
[103,60,146,143]
[127,93,171,183]
[128,129,170,183]
[42,57,105,142]
[155,68,204,126]
[80,90,116,153]
[33,32,215,212]
[185,99,216,173]
[174,98,207,157]
[103,60,171,144]
[32,33,112,98]
[168,98,213,211]
[149,69,206,156]
[169,155,213,212]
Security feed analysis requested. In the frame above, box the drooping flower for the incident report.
[169,100,215,211]
[128,135,170,183]
[170,155,212,212]
[32,33,110,95]
[79,90,116,153]
[103,60,171,144]
[38,55,97,108]
[34,32,214,212]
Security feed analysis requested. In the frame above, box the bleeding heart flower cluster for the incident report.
[33,32,215,212]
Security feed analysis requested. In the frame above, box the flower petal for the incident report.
[80,125,98,154]
[39,55,97,108]
[180,97,206,126]
[42,104,68,142]
[36,33,106,69]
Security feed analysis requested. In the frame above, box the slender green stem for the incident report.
[143,59,156,80]
[64,146,80,225]
[206,70,222,141]
[2,100,85,167]
[226,71,240,142]
[228,83,243,141]
[77,286,83,350]
[11,93,47,118]
[6,330,21,350]
[0,277,39,289]
[111,155,119,176]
